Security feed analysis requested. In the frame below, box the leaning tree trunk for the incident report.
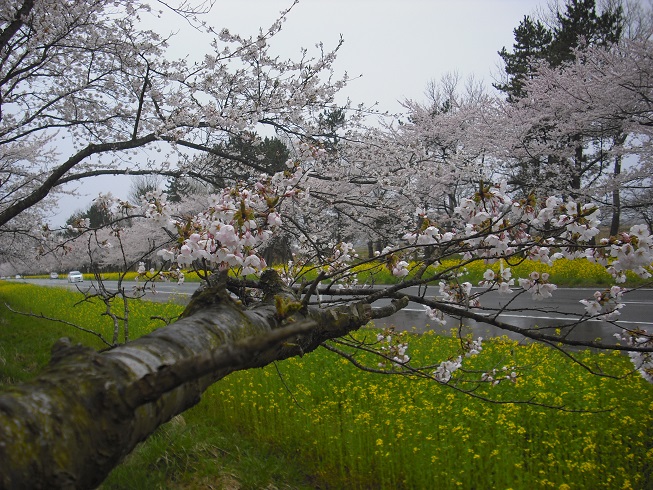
[0,271,405,489]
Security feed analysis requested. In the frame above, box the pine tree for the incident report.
[549,0,623,66]
[496,0,623,101]
[494,16,552,101]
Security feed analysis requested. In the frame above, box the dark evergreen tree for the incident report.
[164,176,195,203]
[494,16,553,101]
[202,134,290,189]
[317,107,346,149]
[224,134,290,177]
[164,135,290,202]
[496,0,623,101]
[549,0,623,66]
[66,202,113,230]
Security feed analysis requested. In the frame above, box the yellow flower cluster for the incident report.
[197,329,653,489]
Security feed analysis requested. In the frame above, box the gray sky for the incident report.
[209,0,545,112]
[50,0,545,226]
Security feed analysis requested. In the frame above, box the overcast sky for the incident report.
[205,0,546,112]
[51,0,546,225]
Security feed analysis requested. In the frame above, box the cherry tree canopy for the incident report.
[0,0,350,256]
[1,1,653,488]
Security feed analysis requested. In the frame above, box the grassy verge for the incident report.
[0,282,181,383]
[1,282,652,489]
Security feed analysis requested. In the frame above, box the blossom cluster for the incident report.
[375,246,410,278]
[326,241,359,274]
[376,328,410,367]
[481,365,518,386]
[154,166,305,276]
[94,192,137,221]
[399,185,651,312]
[393,183,652,382]
[437,281,479,307]
[479,266,514,294]
[580,286,625,320]
[401,208,455,246]
[135,261,185,285]
[432,337,483,384]
[614,331,653,384]
[517,271,557,301]
[139,165,652,382]
[586,224,653,283]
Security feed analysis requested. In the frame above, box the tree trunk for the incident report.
[610,153,622,236]
[572,143,584,195]
[610,134,626,237]
[0,271,400,489]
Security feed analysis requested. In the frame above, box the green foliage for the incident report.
[495,15,552,100]
[0,284,105,383]
[102,416,313,490]
[65,201,114,231]
[0,282,181,384]
[0,282,312,489]
[549,0,623,65]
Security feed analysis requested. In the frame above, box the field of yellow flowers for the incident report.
[1,281,652,488]
[195,331,653,489]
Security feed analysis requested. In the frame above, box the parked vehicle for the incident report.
[67,271,84,283]
[50,272,59,279]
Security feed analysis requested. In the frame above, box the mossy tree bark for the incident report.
[0,271,404,489]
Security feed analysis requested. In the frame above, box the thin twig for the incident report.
[4,303,113,348]
[273,361,305,410]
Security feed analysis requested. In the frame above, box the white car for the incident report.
[49,272,59,279]
[67,271,84,283]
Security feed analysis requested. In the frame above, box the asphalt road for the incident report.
[15,278,653,344]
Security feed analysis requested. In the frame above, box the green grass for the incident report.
[0,282,180,381]
[100,415,314,489]
[1,281,652,489]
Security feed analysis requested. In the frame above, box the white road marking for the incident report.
[497,313,653,326]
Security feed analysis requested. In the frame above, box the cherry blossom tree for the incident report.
[394,73,500,223]
[0,0,350,258]
[499,34,653,230]
[1,1,653,488]
[492,0,653,233]
[4,160,653,487]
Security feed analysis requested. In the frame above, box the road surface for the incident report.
[15,278,653,344]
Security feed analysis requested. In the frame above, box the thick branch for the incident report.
[0,134,158,227]
[0,0,34,52]
[0,271,372,489]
